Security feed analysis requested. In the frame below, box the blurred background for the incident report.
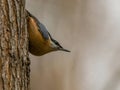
[26,0,120,90]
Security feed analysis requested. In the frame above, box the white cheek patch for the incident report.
[49,40,58,48]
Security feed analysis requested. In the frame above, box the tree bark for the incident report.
[0,0,30,90]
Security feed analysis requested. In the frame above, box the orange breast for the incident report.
[27,16,54,56]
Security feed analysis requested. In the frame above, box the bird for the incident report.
[26,10,70,56]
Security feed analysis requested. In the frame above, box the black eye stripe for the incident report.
[52,39,63,48]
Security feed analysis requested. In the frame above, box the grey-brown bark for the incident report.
[0,0,30,90]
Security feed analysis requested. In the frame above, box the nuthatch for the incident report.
[26,10,70,56]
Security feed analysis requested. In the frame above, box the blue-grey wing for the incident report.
[27,10,49,40]
[37,22,49,40]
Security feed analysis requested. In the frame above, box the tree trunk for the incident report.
[0,0,30,90]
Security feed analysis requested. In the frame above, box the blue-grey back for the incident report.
[27,10,49,40]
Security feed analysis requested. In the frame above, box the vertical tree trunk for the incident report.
[0,0,30,90]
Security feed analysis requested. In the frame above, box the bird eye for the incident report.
[55,41,63,48]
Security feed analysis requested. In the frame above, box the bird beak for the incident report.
[58,48,70,52]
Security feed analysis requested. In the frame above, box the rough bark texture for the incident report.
[0,0,30,90]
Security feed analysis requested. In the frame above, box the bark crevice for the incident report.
[0,0,30,90]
